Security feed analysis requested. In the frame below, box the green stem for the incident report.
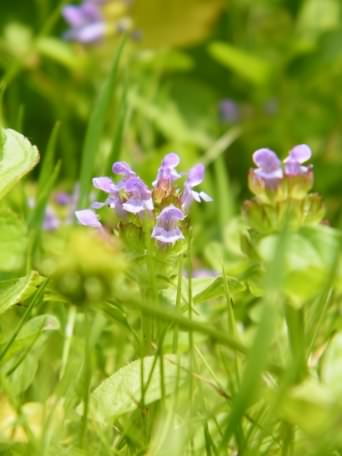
[285,303,306,383]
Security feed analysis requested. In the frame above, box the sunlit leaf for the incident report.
[208,42,272,85]
[85,355,187,421]
[0,208,28,272]
[132,0,224,48]
[0,128,39,200]
[0,271,43,315]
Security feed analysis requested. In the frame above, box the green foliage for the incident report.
[0,129,39,200]
[0,1,341,455]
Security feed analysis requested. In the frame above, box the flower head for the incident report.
[62,1,105,43]
[181,164,212,212]
[152,205,185,244]
[284,144,312,176]
[76,154,212,247]
[92,162,153,216]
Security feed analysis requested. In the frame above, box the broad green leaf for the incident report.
[0,208,28,272]
[0,271,44,315]
[0,128,39,200]
[208,42,272,86]
[86,355,187,422]
[0,314,60,364]
[132,0,224,48]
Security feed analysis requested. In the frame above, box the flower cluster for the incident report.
[244,144,325,233]
[249,144,314,201]
[62,0,134,44]
[75,153,212,245]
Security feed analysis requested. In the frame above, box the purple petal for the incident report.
[112,161,136,177]
[157,205,185,224]
[72,22,105,43]
[286,144,312,164]
[122,199,148,214]
[152,226,184,244]
[75,209,102,228]
[62,6,86,28]
[253,148,281,173]
[162,153,180,168]
[187,164,205,187]
[93,176,115,193]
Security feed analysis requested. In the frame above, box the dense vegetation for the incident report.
[0,1,341,455]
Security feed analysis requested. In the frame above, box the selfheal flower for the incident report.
[153,153,181,202]
[284,144,312,176]
[75,209,102,228]
[152,205,185,244]
[181,164,212,212]
[219,99,240,123]
[92,162,153,216]
[62,1,105,43]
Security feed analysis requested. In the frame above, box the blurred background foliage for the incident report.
[0,0,341,223]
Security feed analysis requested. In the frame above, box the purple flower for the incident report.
[284,144,312,176]
[252,148,283,187]
[152,205,185,244]
[75,209,102,228]
[181,164,212,212]
[62,1,105,43]
[120,176,154,214]
[43,207,60,231]
[92,162,153,216]
[54,192,73,206]
[153,153,181,201]
[219,99,240,123]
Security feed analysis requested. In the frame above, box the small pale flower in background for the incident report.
[62,1,106,43]
[218,99,240,123]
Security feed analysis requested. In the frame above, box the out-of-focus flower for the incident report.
[181,164,212,212]
[43,207,60,231]
[63,1,106,43]
[152,205,185,244]
[218,99,240,123]
[62,0,136,44]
